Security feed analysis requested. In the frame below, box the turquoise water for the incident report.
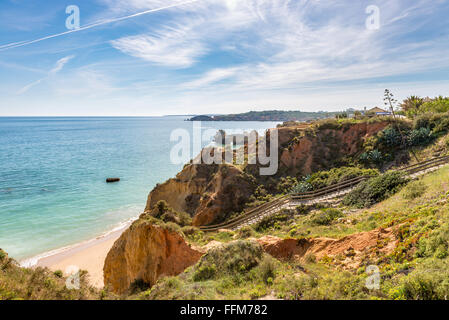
[0,117,278,261]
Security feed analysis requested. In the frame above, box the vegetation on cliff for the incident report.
[4,96,449,300]
[137,164,449,300]
[0,249,105,300]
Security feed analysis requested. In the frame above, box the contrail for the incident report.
[0,0,201,51]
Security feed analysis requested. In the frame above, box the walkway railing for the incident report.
[199,155,449,232]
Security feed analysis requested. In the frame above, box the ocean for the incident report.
[0,117,279,263]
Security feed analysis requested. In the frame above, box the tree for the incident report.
[401,96,424,116]
[384,89,419,162]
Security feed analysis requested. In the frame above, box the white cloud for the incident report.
[183,67,240,88]
[8,0,449,115]
[50,55,75,74]
[17,55,74,94]
[110,22,207,68]
[16,79,43,95]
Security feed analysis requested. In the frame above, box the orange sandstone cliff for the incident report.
[144,121,389,226]
[145,163,257,227]
[103,220,203,294]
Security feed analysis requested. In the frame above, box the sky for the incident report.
[0,0,449,116]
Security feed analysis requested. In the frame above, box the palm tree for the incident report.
[400,96,424,116]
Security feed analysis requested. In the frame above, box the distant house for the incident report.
[366,107,392,116]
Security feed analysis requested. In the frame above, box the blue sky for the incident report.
[1,0,449,116]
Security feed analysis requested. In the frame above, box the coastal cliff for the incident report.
[145,120,390,226]
[145,163,257,226]
[277,121,389,176]
[103,219,203,294]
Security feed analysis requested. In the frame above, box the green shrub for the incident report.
[403,181,427,200]
[359,150,384,165]
[416,224,449,259]
[407,128,434,146]
[257,256,278,284]
[276,176,298,194]
[291,176,313,193]
[391,259,449,300]
[213,230,235,242]
[181,226,204,243]
[0,249,6,261]
[181,226,200,236]
[311,208,344,226]
[343,171,409,208]
[53,270,63,278]
[152,200,169,219]
[193,264,217,282]
[194,241,263,280]
[162,222,182,234]
[422,96,449,114]
[414,112,449,135]
[236,226,256,239]
[255,209,293,232]
[294,167,379,191]
[432,116,449,135]
[150,200,192,227]
[378,127,403,147]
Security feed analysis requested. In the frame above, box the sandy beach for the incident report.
[35,225,130,288]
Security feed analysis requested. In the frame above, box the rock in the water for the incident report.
[106,178,120,183]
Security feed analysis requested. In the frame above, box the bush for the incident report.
[343,171,409,208]
[359,150,384,165]
[152,200,169,219]
[193,264,217,282]
[255,209,293,232]
[181,226,204,243]
[151,200,192,227]
[421,96,449,114]
[432,115,449,135]
[416,224,449,259]
[391,259,449,300]
[257,256,278,284]
[407,128,433,146]
[193,241,263,281]
[414,112,449,135]
[295,167,379,191]
[311,208,344,226]
[181,226,200,236]
[236,226,256,239]
[403,181,427,200]
[53,270,63,278]
[276,176,298,194]
[0,249,6,261]
[378,127,403,147]
[291,176,313,193]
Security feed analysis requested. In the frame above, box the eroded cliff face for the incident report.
[144,121,389,227]
[146,163,256,227]
[256,226,398,270]
[278,121,389,176]
[103,220,203,294]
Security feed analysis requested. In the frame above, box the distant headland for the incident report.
[187,110,342,122]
